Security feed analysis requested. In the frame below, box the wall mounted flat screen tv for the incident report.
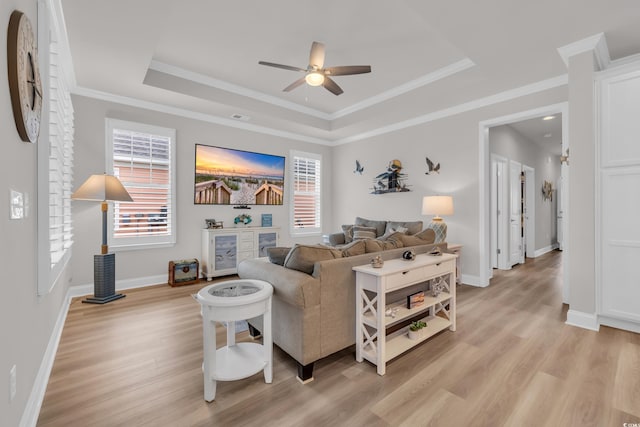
[194,144,285,205]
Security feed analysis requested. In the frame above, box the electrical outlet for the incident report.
[9,365,16,401]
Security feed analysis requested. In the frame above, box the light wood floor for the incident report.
[38,251,640,427]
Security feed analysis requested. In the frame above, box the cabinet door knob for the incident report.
[436,263,441,266]
[402,271,409,275]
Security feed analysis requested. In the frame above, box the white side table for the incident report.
[195,279,273,402]
[447,243,463,284]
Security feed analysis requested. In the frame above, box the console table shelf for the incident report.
[354,253,457,375]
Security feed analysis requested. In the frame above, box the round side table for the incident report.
[195,279,273,402]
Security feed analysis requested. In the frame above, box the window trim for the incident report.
[105,118,176,250]
[289,150,322,237]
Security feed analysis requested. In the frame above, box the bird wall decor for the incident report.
[354,160,364,174]
[425,157,441,174]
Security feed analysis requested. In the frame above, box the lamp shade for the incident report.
[422,195,454,218]
[72,174,133,202]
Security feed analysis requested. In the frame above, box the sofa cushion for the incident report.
[355,216,387,237]
[364,238,404,253]
[284,244,342,274]
[385,220,423,236]
[341,224,354,243]
[267,247,291,265]
[352,225,377,240]
[339,239,366,257]
[414,228,436,243]
[396,228,436,246]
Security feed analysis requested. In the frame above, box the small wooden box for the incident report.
[168,259,199,287]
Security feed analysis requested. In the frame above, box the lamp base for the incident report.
[83,253,125,304]
[428,219,448,243]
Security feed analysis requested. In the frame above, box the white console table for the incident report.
[353,253,457,375]
[201,227,279,279]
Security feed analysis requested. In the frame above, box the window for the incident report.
[37,1,75,295]
[290,151,321,235]
[106,119,176,249]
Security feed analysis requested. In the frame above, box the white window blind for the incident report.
[37,0,75,296]
[106,119,176,249]
[291,151,321,235]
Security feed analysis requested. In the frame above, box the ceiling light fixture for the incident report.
[543,115,555,121]
[305,72,325,87]
[544,133,552,138]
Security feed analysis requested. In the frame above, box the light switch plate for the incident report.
[10,190,24,220]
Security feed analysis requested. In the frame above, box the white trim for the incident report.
[47,0,76,88]
[148,60,331,120]
[329,58,476,119]
[334,75,568,145]
[19,291,73,427]
[565,309,600,331]
[599,315,640,334]
[533,243,559,258]
[557,33,610,70]
[460,274,488,288]
[479,102,569,290]
[72,86,332,146]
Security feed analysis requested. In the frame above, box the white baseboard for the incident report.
[20,275,167,426]
[599,315,640,334]
[566,309,600,331]
[460,274,489,287]
[20,291,74,427]
[533,243,559,258]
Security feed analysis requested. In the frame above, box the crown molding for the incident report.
[327,58,475,120]
[72,86,333,146]
[557,33,610,71]
[334,74,568,145]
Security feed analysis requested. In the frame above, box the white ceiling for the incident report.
[60,0,640,145]
[509,115,563,156]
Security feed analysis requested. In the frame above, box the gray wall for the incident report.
[330,86,567,284]
[70,95,333,286]
[1,1,72,426]
[489,124,561,252]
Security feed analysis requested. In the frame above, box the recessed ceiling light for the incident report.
[543,115,555,121]
[230,113,250,121]
[544,133,552,138]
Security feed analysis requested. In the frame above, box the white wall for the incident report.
[1,1,73,426]
[489,124,561,252]
[70,95,332,287]
[331,86,568,284]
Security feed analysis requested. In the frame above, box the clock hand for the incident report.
[27,79,42,98]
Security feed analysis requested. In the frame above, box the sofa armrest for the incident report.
[326,232,345,246]
[237,258,320,308]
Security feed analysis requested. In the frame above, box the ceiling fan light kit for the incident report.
[259,41,371,95]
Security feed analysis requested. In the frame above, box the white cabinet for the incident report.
[597,62,640,332]
[353,253,457,375]
[201,227,279,280]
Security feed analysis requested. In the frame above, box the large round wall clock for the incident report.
[7,10,43,143]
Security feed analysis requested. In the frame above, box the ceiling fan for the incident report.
[258,41,371,96]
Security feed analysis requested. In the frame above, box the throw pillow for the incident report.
[341,224,354,244]
[267,247,291,265]
[364,238,404,253]
[352,225,377,240]
[355,217,387,237]
[340,239,366,257]
[413,228,436,243]
[283,244,342,275]
[385,221,423,236]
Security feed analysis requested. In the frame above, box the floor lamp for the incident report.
[72,174,133,304]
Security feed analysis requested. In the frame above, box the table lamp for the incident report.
[72,174,133,304]
[422,195,454,243]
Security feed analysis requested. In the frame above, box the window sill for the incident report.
[110,241,176,252]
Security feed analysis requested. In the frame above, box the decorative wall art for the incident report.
[542,180,553,201]
[371,159,410,194]
[353,160,364,174]
[425,157,440,174]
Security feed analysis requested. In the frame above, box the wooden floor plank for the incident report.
[36,251,640,427]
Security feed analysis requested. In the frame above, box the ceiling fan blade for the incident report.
[283,77,306,92]
[309,41,325,69]
[258,61,306,73]
[322,76,343,96]
[324,65,372,76]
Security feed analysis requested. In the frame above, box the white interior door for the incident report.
[557,175,564,250]
[510,160,524,266]
[523,165,535,258]
[491,154,509,270]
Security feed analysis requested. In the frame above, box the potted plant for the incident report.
[407,320,427,340]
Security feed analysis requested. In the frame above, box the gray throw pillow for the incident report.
[352,225,377,240]
[355,217,387,237]
[341,224,354,244]
[283,244,342,275]
[267,247,291,266]
[385,221,423,236]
